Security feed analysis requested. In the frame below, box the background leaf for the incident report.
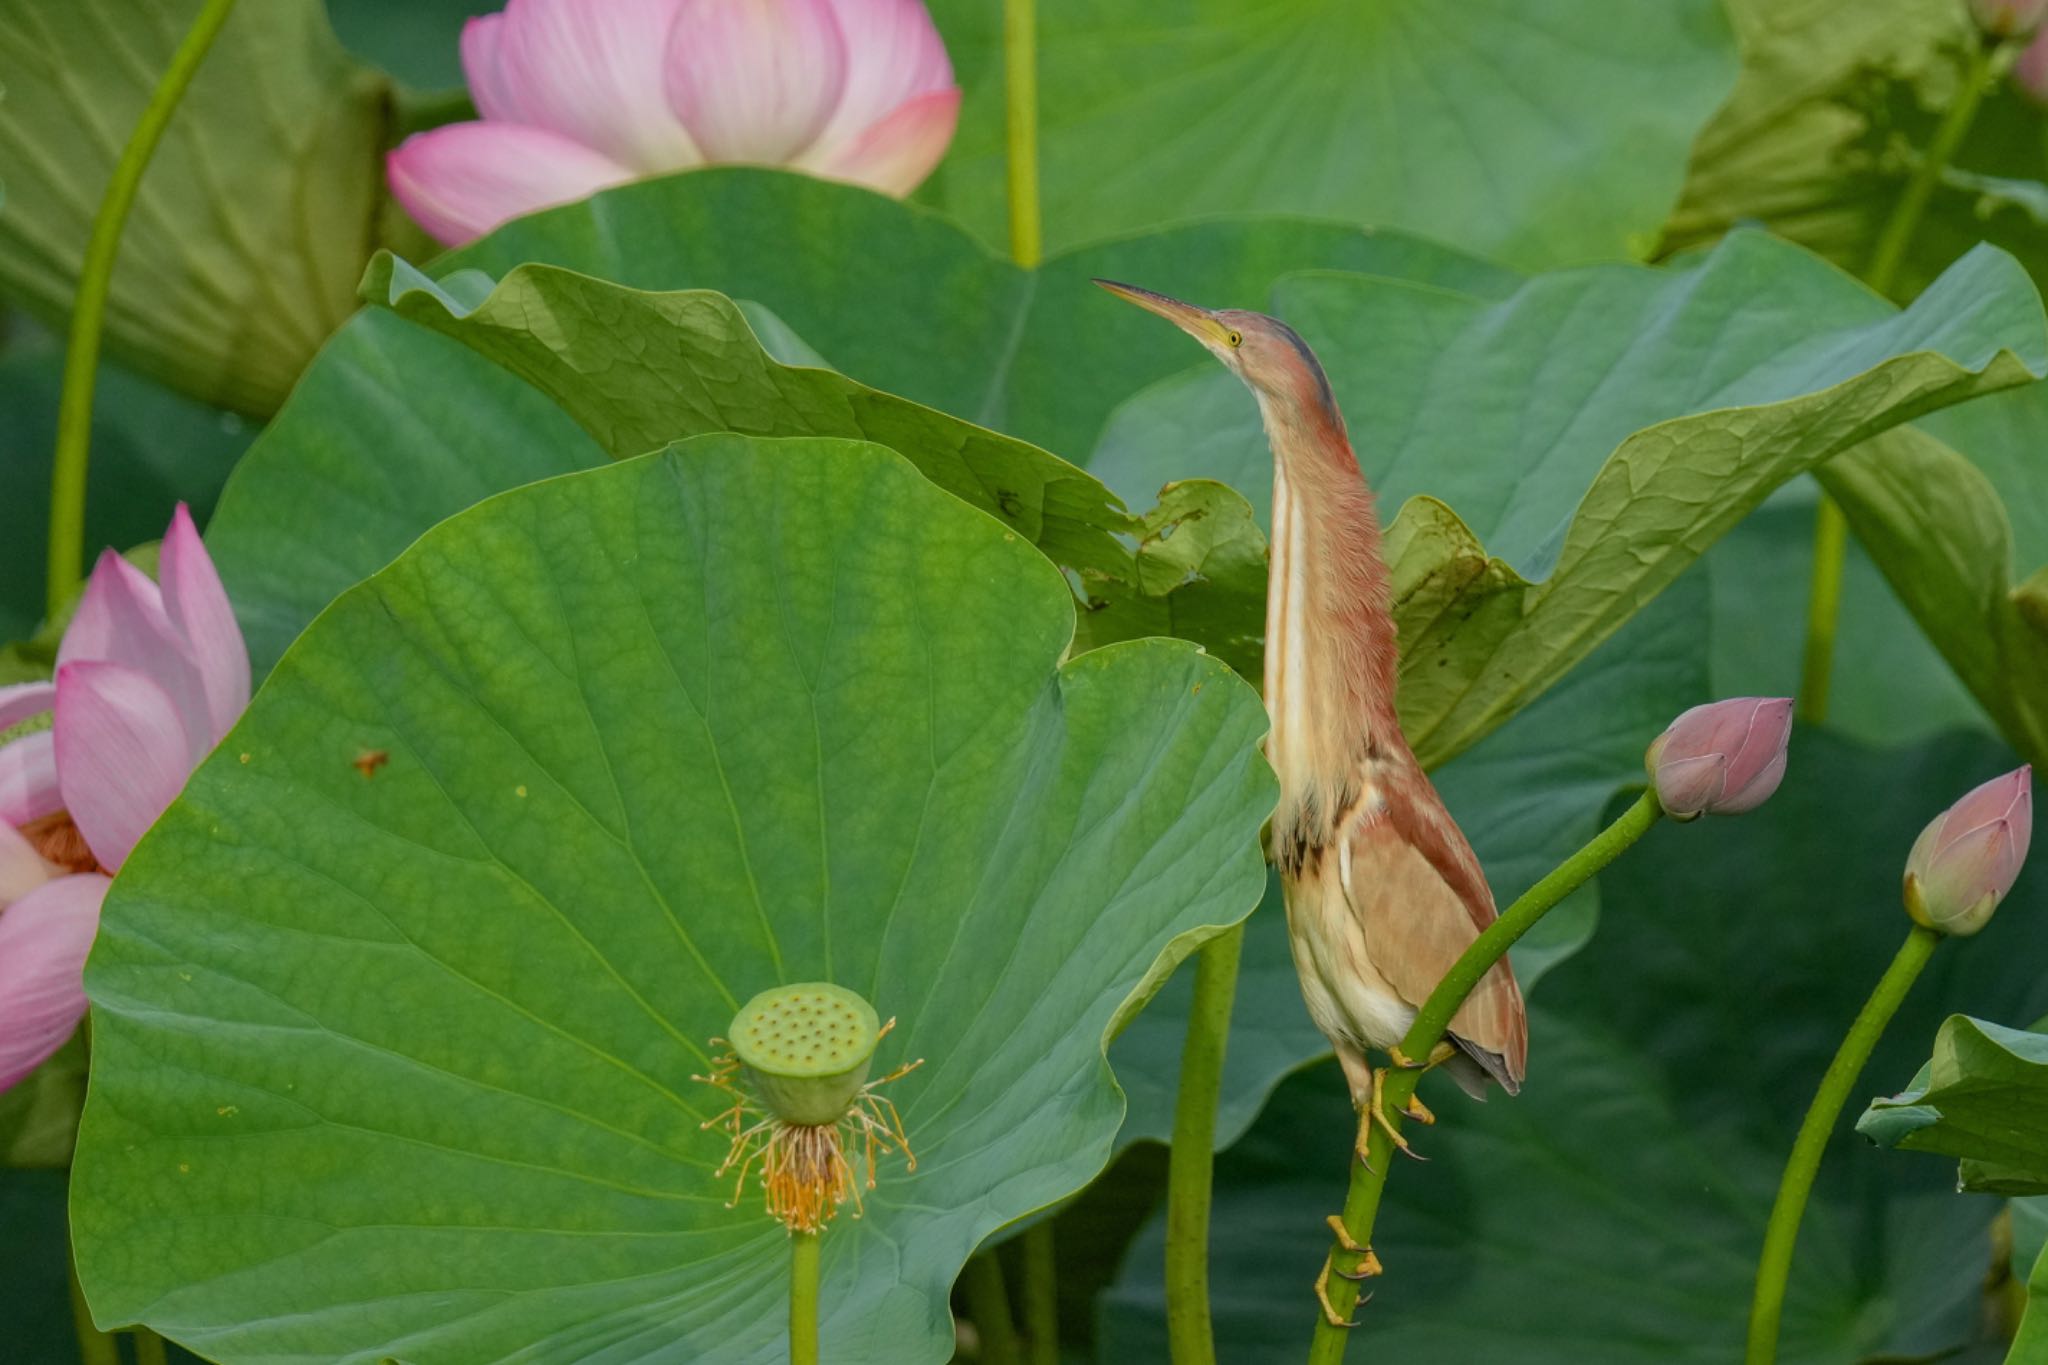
[1101,728,2048,1363]
[922,0,1738,266]
[1821,425,2048,770]
[71,437,1276,1364]
[0,0,408,414]
[206,170,1515,674]
[1702,482,1993,750]
[1660,0,2048,304]
[440,170,1519,460]
[1860,1015,2048,1195]
[0,314,249,641]
[365,254,1141,582]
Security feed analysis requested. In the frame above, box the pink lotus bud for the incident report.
[1643,697,1793,821]
[388,0,961,246]
[2018,27,2048,104]
[1903,767,2032,936]
[1975,0,2048,37]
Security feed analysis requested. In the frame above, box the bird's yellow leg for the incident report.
[1388,1040,1459,1070]
[1366,1066,1424,1160]
[1313,1216,1382,1327]
[1385,1041,1459,1126]
[1325,1216,1384,1274]
[1312,1254,1360,1328]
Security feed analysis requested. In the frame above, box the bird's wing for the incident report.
[1341,765,1527,1091]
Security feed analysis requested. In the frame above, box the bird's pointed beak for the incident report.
[1093,279,1234,349]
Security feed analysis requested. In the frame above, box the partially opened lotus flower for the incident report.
[1903,767,2032,936]
[1973,0,2048,38]
[0,506,249,1091]
[2019,26,2048,105]
[1644,697,1794,820]
[388,0,961,246]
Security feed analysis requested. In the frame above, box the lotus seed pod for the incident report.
[728,982,881,1126]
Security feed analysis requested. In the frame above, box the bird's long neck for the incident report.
[1262,397,1402,869]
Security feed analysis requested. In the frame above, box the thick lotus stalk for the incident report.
[388,0,961,245]
[1643,697,1793,820]
[1903,766,2033,936]
[697,982,921,1235]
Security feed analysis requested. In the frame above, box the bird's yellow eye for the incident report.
[1226,329,1243,348]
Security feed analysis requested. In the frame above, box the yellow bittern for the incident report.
[1097,279,1528,1289]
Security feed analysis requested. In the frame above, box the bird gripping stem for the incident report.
[1305,788,1664,1362]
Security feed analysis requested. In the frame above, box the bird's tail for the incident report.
[1444,1033,1519,1100]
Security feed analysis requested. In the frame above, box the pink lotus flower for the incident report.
[1974,0,2048,38]
[388,0,960,246]
[0,506,249,1092]
[2019,26,2048,105]
[1904,767,2032,937]
[1643,697,1793,820]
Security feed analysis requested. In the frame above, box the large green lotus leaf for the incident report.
[1659,0,2048,304]
[1703,482,1993,751]
[69,437,1276,1363]
[919,0,1736,267]
[364,256,1272,686]
[0,320,249,641]
[1090,230,2047,765]
[0,0,409,415]
[324,0,472,88]
[205,170,1515,675]
[1111,565,1712,1149]
[364,254,1140,583]
[1101,728,2048,1363]
[1859,1016,2048,1196]
[437,169,1520,461]
[1820,425,2048,771]
[1920,385,2048,571]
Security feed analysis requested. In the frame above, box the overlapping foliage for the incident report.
[3,0,2047,1361]
[71,440,1275,1362]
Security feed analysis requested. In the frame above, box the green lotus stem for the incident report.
[1866,37,2005,297]
[47,0,241,617]
[68,1249,118,1365]
[1020,1223,1059,1364]
[1003,0,1042,268]
[1796,498,1849,725]
[962,1250,1023,1364]
[1307,788,1665,1364]
[789,1231,821,1365]
[1801,33,2007,722]
[1164,921,1245,1365]
[1744,924,1941,1365]
[131,1328,169,1365]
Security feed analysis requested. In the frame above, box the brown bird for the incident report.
[1097,280,1527,1307]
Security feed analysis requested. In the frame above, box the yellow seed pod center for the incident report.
[730,982,881,1125]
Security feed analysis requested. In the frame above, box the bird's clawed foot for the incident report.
[1325,1215,1383,1272]
[1364,1068,1427,1162]
[1313,1217,1383,1328]
[1388,1040,1459,1072]
[1313,1254,1364,1328]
